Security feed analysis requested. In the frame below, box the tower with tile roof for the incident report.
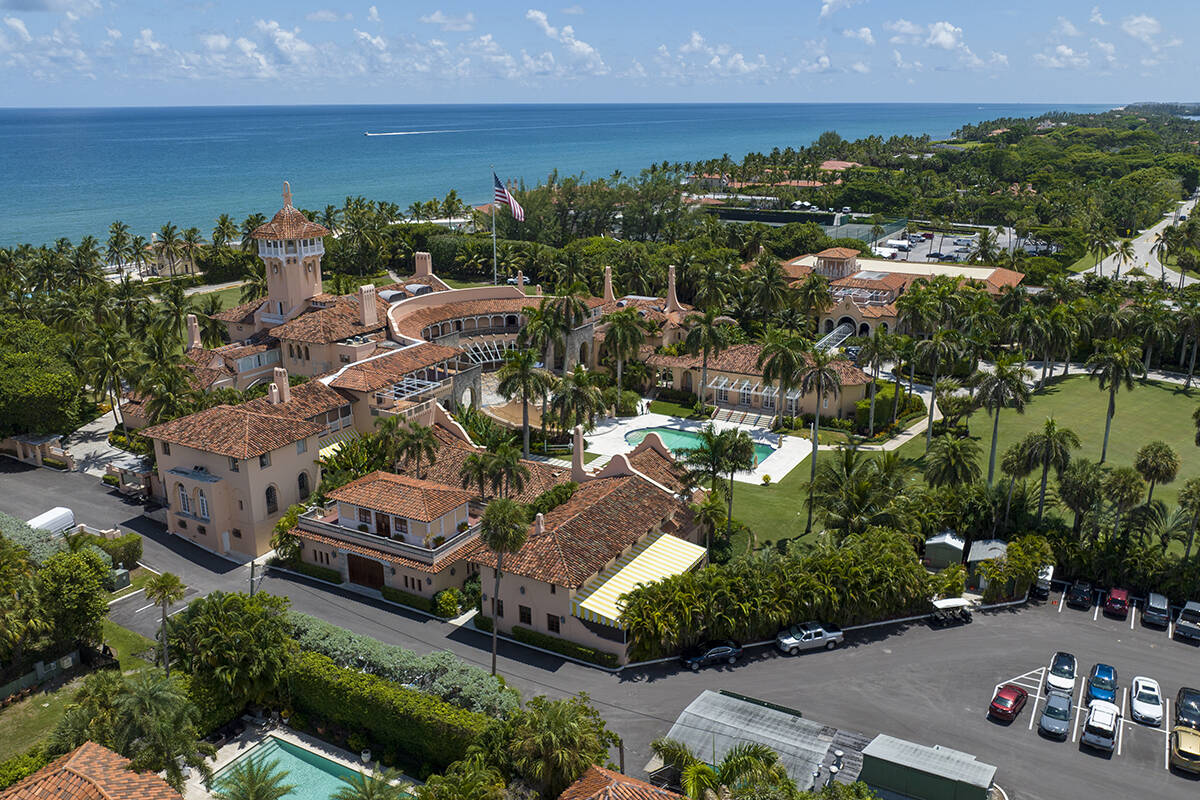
[252,181,331,326]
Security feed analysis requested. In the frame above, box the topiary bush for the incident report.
[434,588,462,619]
[510,626,619,668]
[381,585,436,614]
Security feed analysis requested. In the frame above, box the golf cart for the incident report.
[929,597,974,627]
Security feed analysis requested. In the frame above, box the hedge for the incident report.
[97,533,142,569]
[654,387,698,406]
[510,625,620,668]
[0,748,51,790]
[283,651,492,771]
[40,457,68,470]
[101,474,119,487]
[0,510,64,564]
[176,672,243,735]
[854,383,926,433]
[381,585,436,614]
[291,561,343,585]
[526,482,578,519]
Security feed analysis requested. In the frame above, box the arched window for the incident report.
[197,489,209,520]
[304,346,310,360]
[298,472,310,500]
[266,485,279,514]
[177,484,191,514]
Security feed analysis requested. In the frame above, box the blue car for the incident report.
[1087,663,1119,704]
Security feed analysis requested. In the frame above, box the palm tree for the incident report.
[489,443,530,499]
[396,421,438,480]
[975,354,1032,486]
[1112,238,1136,279]
[916,329,962,451]
[496,348,554,458]
[144,572,186,676]
[155,223,183,277]
[159,280,194,340]
[797,346,843,534]
[1179,477,1200,559]
[924,435,982,488]
[212,214,239,251]
[550,365,604,432]
[1134,440,1180,504]
[181,227,205,276]
[212,757,296,800]
[1085,337,1145,463]
[858,328,893,437]
[650,738,792,800]
[1001,441,1030,528]
[1023,419,1081,524]
[459,452,492,499]
[684,309,729,411]
[479,498,527,676]
[747,252,791,325]
[332,767,412,800]
[1058,458,1103,537]
[718,428,756,542]
[793,273,833,336]
[1104,466,1146,545]
[602,308,648,398]
[241,213,267,252]
[87,329,136,439]
[106,221,131,275]
[240,260,268,305]
[756,327,805,430]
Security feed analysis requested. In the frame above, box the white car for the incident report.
[1081,699,1121,753]
[1131,676,1164,725]
[1045,651,1077,694]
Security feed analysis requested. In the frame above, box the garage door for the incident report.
[347,553,385,589]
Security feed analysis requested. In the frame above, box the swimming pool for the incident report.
[213,736,369,800]
[624,427,774,465]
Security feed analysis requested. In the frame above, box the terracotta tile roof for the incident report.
[599,296,691,327]
[0,741,182,800]
[242,380,348,420]
[816,247,861,259]
[820,159,862,171]
[212,298,263,325]
[470,475,683,587]
[395,425,569,504]
[326,343,463,392]
[856,303,898,319]
[627,448,684,492]
[831,272,911,291]
[293,527,479,573]
[253,203,330,240]
[391,297,534,338]
[328,470,472,522]
[141,404,323,459]
[558,766,683,800]
[981,266,1025,292]
[269,294,391,344]
[645,342,871,386]
[182,347,235,389]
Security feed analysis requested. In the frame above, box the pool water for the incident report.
[624,427,774,465]
[213,737,370,800]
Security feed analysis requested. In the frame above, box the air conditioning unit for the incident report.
[58,654,74,670]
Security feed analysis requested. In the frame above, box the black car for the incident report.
[1177,687,1200,730]
[681,640,743,671]
[928,252,945,259]
[1065,580,1094,609]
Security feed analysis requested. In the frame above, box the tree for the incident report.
[807,446,906,540]
[1134,440,1180,504]
[757,327,805,431]
[975,355,1032,486]
[651,737,793,800]
[550,365,604,432]
[1001,441,1030,528]
[797,346,843,534]
[144,571,186,677]
[86,327,136,439]
[332,767,412,800]
[684,309,729,410]
[1022,419,1081,524]
[601,307,648,398]
[460,451,493,499]
[396,420,438,480]
[794,273,833,336]
[38,549,108,648]
[1104,466,1146,545]
[1085,337,1145,463]
[240,259,268,304]
[1059,458,1104,537]
[858,328,893,437]
[479,498,527,676]
[507,693,620,799]
[155,223,183,277]
[489,442,530,499]
[417,757,504,800]
[924,435,982,488]
[718,428,756,542]
[915,330,962,452]
[213,757,297,800]
[496,348,554,459]
[1179,477,1200,559]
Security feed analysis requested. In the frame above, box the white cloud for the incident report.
[1092,38,1116,66]
[884,18,988,68]
[134,27,164,54]
[1034,43,1089,69]
[0,0,98,14]
[1090,6,1107,25]
[354,28,386,51]
[926,21,962,50]
[842,26,873,46]
[561,4,584,14]
[849,60,869,73]
[891,49,920,71]
[524,9,607,75]
[1056,17,1081,37]
[1121,14,1160,49]
[988,51,1008,67]
[104,26,120,39]
[201,32,230,51]
[819,0,862,19]
[884,19,923,42]
[367,5,380,23]
[254,19,316,63]
[3,16,31,43]
[419,11,475,32]
[306,10,346,22]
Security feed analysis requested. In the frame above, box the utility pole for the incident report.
[249,560,256,596]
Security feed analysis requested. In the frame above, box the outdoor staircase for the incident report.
[712,408,775,429]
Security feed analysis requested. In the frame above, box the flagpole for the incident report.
[491,166,498,286]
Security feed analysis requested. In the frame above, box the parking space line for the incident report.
[1117,687,1127,756]
[1073,682,1086,742]
[133,602,155,613]
[1169,619,1175,639]
[1058,590,1066,613]
[1092,600,1100,622]
[1027,689,1041,730]
[1165,698,1172,770]
[1130,601,1137,630]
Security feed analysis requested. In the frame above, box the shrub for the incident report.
[0,510,66,564]
[283,651,492,771]
[0,747,51,790]
[761,474,772,486]
[526,482,578,519]
[381,585,436,614]
[434,589,462,619]
[653,387,696,405]
[510,626,619,668]
[285,611,518,718]
[101,474,119,487]
[98,533,142,570]
[854,384,925,433]
[107,428,151,455]
[291,561,343,585]
[40,457,68,470]
[176,672,243,735]
[460,574,481,610]
[474,614,494,633]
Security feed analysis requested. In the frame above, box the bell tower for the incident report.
[251,181,331,326]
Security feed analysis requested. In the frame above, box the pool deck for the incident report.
[585,410,811,484]
[184,719,416,799]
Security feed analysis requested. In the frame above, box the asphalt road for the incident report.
[5,459,1200,799]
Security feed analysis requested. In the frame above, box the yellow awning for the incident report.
[318,427,360,460]
[573,531,707,629]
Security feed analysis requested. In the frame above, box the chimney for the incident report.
[534,512,545,536]
[516,270,525,291]
[571,425,587,482]
[359,284,378,328]
[603,266,615,303]
[665,265,683,313]
[273,366,291,404]
[185,314,201,350]
[267,383,281,404]
[414,251,433,277]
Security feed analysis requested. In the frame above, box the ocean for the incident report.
[0,103,1112,247]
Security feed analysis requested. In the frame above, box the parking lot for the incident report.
[872,226,1024,263]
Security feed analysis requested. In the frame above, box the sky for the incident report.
[0,0,1193,107]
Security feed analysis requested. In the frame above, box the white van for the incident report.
[885,239,911,252]
[26,507,75,536]
[953,237,975,246]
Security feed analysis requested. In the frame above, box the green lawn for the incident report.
[1068,239,1133,274]
[727,460,817,555]
[101,619,156,673]
[647,400,705,419]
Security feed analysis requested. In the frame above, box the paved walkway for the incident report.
[63,409,140,478]
[182,279,245,297]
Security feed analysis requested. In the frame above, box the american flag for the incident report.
[493,173,525,222]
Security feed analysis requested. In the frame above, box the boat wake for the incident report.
[364,129,466,136]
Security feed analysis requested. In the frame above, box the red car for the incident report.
[1104,588,1129,618]
[989,684,1029,721]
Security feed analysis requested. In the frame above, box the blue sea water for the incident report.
[0,103,1112,247]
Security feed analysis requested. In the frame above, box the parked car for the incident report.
[1033,564,1054,599]
[1143,592,1171,627]
[1081,700,1121,753]
[1131,677,1164,725]
[680,640,743,671]
[928,251,946,259]
[1038,690,1073,739]
[1045,651,1078,693]
[841,206,852,213]
[775,621,843,655]
[1170,726,1200,773]
[1104,588,1129,618]
[1175,601,1200,642]
[1176,687,1200,730]
[988,683,1028,721]
[1065,580,1094,609]
[921,232,935,239]
[1087,663,1119,703]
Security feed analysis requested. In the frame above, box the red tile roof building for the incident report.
[328,471,473,523]
[0,741,182,800]
[558,766,683,800]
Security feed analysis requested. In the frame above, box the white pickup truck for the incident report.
[775,621,843,655]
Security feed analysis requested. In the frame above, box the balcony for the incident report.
[297,504,483,566]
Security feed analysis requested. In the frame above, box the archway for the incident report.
[823,319,835,333]
[681,371,693,392]
[578,341,590,367]
[837,316,856,330]
[858,322,870,336]
[460,385,476,409]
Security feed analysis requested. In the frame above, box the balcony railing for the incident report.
[297,505,481,565]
